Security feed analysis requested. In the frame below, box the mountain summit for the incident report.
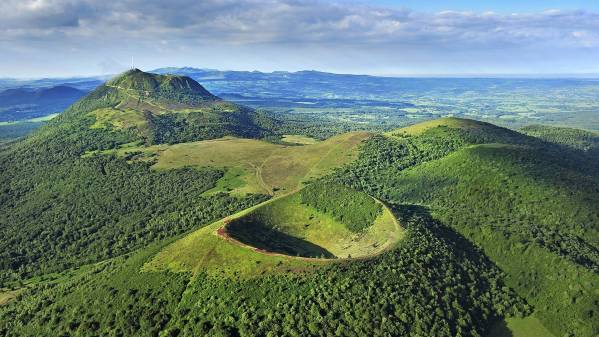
[43,69,273,148]
[106,68,217,103]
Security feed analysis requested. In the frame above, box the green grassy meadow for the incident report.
[143,196,324,278]
[281,134,320,144]
[98,131,370,195]
[488,315,555,337]
[89,107,148,131]
[0,289,23,306]
[227,192,402,259]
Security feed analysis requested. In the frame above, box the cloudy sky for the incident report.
[1,0,598,77]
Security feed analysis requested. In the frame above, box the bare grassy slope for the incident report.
[108,131,371,195]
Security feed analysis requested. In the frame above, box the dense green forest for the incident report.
[0,205,527,337]
[520,124,599,155]
[0,153,267,282]
[335,120,599,336]
[1,70,598,337]
[0,70,273,284]
[148,107,269,144]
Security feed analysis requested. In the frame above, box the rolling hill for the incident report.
[520,124,599,155]
[0,78,598,337]
[0,85,86,122]
[88,131,370,196]
[59,68,272,145]
[0,69,281,283]
[0,86,84,106]
[337,117,599,336]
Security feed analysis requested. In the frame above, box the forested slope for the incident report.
[520,124,599,156]
[1,86,597,337]
[0,205,527,337]
[336,118,599,336]
[0,109,531,336]
[0,70,274,283]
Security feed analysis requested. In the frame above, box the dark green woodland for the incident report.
[0,70,597,337]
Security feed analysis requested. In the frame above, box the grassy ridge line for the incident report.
[106,84,168,113]
[142,190,314,277]
[259,131,370,195]
[218,191,404,259]
[385,117,488,137]
[144,186,403,276]
[144,218,316,278]
[302,134,353,179]
[221,192,402,260]
[146,189,314,272]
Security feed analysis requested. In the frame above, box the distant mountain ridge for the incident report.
[151,67,374,82]
[0,85,86,122]
[0,85,84,104]
[3,67,599,131]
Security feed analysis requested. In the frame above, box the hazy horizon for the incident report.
[4,66,599,81]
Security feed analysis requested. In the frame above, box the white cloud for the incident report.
[0,0,598,76]
[0,0,595,47]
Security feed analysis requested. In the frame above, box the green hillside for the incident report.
[1,200,524,337]
[106,68,217,104]
[60,69,271,145]
[145,186,401,277]
[521,124,599,154]
[385,117,488,136]
[1,111,598,337]
[225,187,399,259]
[86,131,370,196]
[336,118,599,336]
[0,70,276,283]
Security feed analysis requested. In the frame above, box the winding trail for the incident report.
[105,84,168,112]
